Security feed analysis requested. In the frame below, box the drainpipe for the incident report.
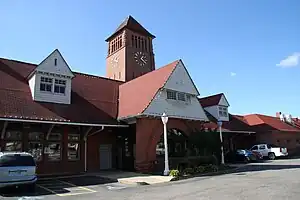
[83,126,104,172]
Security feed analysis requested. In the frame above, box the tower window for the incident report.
[119,72,121,79]
[131,35,134,47]
[138,37,141,48]
[145,39,148,51]
[141,38,144,50]
[134,36,138,48]
[54,58,57,66]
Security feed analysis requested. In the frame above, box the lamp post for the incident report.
[161,112,170,176]
[217,119,225,165]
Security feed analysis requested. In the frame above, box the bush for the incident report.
[183,167,194,175]
[205,164,218,172]
[194,166,205,174]
[169,169,180,177]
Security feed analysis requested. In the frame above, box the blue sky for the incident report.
[1,0,300,117]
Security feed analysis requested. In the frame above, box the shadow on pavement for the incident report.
[0,175,117,198]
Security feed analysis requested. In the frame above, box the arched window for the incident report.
[156,128,188,157]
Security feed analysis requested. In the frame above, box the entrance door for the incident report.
[99,144,112,170]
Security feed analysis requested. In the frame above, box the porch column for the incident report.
[135,118,161,173]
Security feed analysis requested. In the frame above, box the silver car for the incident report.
[0,152,37,191]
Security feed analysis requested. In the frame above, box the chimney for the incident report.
[276,112,282,118]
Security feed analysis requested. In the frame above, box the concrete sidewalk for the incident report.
[91,171,173,185]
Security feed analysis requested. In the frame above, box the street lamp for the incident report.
[217,119,225,165]
[161,112,170,176]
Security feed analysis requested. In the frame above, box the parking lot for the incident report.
[0,175,135,199]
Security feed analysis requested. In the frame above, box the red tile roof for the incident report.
[0,58,124,125]
[118,60,180,119]
[204,111,255,133]
[199,93,224,107]
[243,114,300,132]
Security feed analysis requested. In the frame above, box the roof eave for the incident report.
[0,117,129,127]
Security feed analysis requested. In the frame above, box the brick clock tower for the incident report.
[105,16,156,82]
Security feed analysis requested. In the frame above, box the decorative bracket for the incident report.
[46,124,55,140]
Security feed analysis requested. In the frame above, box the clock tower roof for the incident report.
[105,15,155,42]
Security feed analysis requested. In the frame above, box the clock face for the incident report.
[110,55,119,67]
[134,52,148,66]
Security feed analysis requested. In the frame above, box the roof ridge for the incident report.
[0,57,123,83]
[0,57,38,66]
[121,59,180,86]
[199,93,224,99]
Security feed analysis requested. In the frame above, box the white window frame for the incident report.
[40,77,53,92]
[177,92,186,101]
[166,90,177,100]
[54,79,66,95]
[219,106,228,117]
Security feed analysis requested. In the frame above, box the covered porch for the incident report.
[0,118,128,175]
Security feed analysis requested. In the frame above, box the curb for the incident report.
[170,164,248,182]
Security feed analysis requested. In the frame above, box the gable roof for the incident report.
[118,60,180,119]
[105,15,155,41]
[0,58,125,126]
[243,114,300,132]
[199,93,224,107]
[204,111,255,133]
[27,49,74,79]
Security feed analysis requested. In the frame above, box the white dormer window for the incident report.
[167,90,177,100]
[178,92,186,101]
[40,77,53,92]
[54,79,66,94]
[219,106,228,117]
[166,89,191,103]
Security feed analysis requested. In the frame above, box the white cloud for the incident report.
[230,72,236,77]
[276,52,300,68]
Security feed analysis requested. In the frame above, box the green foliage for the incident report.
[169,169,180,177]
[194,165,205,173]
[204,164,218,172]
[183,167,194,175]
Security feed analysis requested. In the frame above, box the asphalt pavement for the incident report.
[3,158,300,200]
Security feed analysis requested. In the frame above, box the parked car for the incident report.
[251,151,263,160]
[225,149,257,163]
[250,144,288,160]
[0,152,37,190]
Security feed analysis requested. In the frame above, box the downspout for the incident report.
[83,126,105,172]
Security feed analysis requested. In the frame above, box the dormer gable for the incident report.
[199,93,230,122]
[28,49,74,105]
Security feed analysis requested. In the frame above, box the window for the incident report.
[251,145,258,150]
[219,106,228,117]
[28,132,44,162]
[46,133,62,161]
[0,154,36,167]
[40,77,53,92]
[54,79,66,94]
[4,131,23,152]
[177,92,186,101]
[46,143,62,161]
[167,90,177,100]
[259,145,266,150]
[68,134,80,161]
[54,58,57,66]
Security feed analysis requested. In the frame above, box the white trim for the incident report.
[0,118,128,127]
[223,130,255,134]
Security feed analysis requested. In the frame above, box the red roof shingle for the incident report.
[243,114,300,132]
[118,60,180,119]
[0,58,123,125]
[199,93,224,107]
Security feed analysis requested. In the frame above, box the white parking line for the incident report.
[37,179,97,197]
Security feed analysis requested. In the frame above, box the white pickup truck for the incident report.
[250,144,288,160]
